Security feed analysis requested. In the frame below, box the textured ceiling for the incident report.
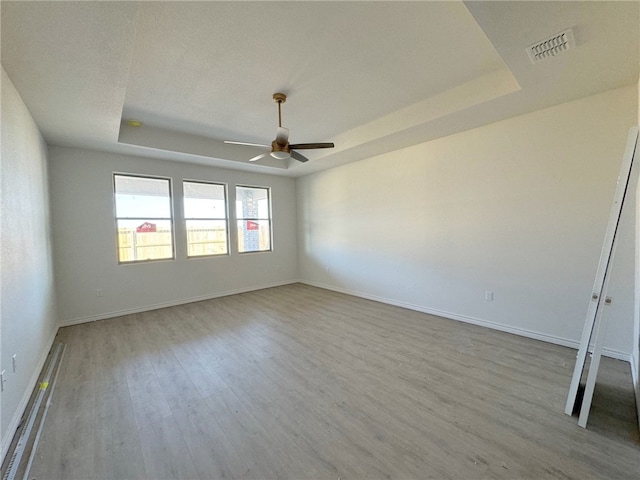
[123,1,504,142]
[2,1,639,177]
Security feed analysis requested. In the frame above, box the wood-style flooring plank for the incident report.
[138,415,200,480]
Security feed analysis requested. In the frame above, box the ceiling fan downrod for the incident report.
[273,92,286,128]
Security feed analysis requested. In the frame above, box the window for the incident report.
[183,181,228,257]
[114,174,174,263]
[236,185,272,253]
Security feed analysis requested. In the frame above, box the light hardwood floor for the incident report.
[29,283,639,479]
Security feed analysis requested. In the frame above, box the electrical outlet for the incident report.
[485,291,494,301]
[96,289,103,297]
[12,354,17,373]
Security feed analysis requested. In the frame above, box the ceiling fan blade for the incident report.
[249,152,270,162]
[290,151,309,163]
[224,140,270,148]
[275,127,289,146]
[289,142,335,150]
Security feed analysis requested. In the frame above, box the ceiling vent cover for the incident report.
[527,29,575,64]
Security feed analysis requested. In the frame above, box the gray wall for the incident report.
[1,67,58,457]
[48,147,299,325]
[297,85,637,358]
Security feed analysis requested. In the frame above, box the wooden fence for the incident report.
[117,227,228,262]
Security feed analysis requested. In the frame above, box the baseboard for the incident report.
[1,325,58,464]
[632,352,640,432]
[57,277,633,361]
[300,280,631,362]
[58,279,299,327]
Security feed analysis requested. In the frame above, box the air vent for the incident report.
[527,29,575,64]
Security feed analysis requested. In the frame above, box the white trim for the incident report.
[1,327,58,464]
[300,280,631,362]
[58,280,298,327]
[632,352,640,432]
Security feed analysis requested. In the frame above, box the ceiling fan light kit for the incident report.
[270,150,290,160]
[225,93,334,163]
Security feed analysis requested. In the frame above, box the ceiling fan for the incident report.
[224,93,334,163]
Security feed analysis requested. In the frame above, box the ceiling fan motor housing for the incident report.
[272,139,289,152]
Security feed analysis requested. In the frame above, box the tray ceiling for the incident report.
[2,1,638,176]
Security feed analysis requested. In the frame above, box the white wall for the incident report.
[297,85,637,358]
[48,147,298,325]
[1,67,58,459]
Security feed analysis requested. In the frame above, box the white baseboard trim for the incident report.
[300,280,631,362]
[57,278,633,362]
[631,352,640,432]
[58,280,299,327]
[1,325,58,464]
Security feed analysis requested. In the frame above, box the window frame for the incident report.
[183,179,230,258]
[235,184,273,254]
[113,173,175,264]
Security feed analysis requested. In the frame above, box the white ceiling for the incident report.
[2,1,639,177]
